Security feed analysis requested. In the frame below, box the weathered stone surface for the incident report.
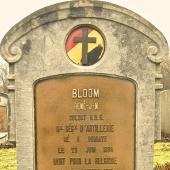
[0,1,169,170]
[161,53,170,90]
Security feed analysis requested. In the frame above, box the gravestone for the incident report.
[160,90,170,135]
[154,52,170,140]
[0,93,8,132]
[0,0,169,170]
[161,52,170,91]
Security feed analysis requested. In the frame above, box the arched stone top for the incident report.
[0,0,169,63]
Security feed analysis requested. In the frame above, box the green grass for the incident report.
[0,149,16,170]
[0,143,170,169]
[154,143,170,166]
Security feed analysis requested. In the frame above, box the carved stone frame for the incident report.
[0,1,169,170]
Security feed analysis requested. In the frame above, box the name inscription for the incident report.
[72,88,100,98]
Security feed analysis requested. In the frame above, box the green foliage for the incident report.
[0,149,16,170]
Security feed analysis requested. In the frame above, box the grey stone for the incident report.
[0,0,169,170]
[160,90,170,135]
[161,52,170,90]
[154,51,170,140]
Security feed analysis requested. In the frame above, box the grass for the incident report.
[0,149,16,170]
[154,143,170,166]
[154,163,170,170]
[0,143,170,169]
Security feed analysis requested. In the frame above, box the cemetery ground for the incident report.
[0,149,16,170]
[0,143,170,170]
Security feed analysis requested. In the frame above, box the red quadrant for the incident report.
[66,28,93,52]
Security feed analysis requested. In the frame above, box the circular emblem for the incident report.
[66,25,105,66]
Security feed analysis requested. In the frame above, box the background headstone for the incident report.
[160,90,170,135]
[161,52,170,90]
[0,93,8,144]
[0,94,8,132]
[154,51,170,140]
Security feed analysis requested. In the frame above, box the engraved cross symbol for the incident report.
[74,28,96,65]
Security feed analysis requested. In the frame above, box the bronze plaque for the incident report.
[35,74,135,170]
[0,106,8,132]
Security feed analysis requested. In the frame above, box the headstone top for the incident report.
[0,0,168,64]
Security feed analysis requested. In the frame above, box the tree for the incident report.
[0,63,8,93]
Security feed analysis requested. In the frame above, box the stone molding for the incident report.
[147,45,165,90]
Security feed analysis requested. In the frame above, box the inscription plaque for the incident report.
[35,74,135,170]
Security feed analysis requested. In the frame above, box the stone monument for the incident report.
[160,90,170,135]
[0,93,8,144]
[0,93,8,132]
[0,0,169,170]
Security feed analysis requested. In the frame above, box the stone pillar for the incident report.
[160,90,170,135]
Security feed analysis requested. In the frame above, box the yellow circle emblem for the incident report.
[66,25,105,66]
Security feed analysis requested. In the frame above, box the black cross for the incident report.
[74,28,96,65]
